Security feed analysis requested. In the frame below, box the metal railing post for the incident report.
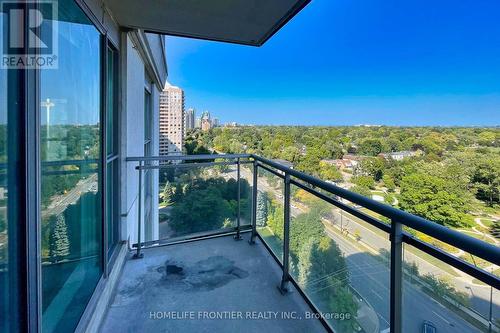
[278,172,291,294]
[234,157,242,240]
[390,219,403,332]
[488,284,493,333]
[133,161,144,259]
[249,160,258,244]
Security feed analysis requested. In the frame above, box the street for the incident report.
[245,167,496,333]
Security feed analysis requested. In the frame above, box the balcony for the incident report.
[101,235,327,332]
[104,154,500,333]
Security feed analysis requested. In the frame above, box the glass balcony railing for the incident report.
[126,154,500,333]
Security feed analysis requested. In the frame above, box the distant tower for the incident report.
[159,82,185,162]
[213,117,220,127]
[201,110,212,131]
[185,108,195,131]
[41,98,55,152]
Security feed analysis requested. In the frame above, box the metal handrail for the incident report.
[127,153,500,268]
[128,153,500,333]
[127,154,251,259]
[252,154,500,267]
[126,153,250,162]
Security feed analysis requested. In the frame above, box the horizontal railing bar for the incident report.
[290,178,392,234]
[41,158,99,166]
[293,173,500,290]
[126,154,251,162]
[402,234,500,290]
[132,225,253,248]
[135,160,252,170]
[42,169,98,176]
[256,162,285,179]
[252,154,500,266]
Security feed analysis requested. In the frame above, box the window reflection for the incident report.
[0,14,9,332]
[40,1,102,332]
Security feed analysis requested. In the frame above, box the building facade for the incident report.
[201,110,212,131]
[213,117,220,127]
[195,117,202,129]
[159,83,185,159]
[0,1,166,332]
[185,108,195,131]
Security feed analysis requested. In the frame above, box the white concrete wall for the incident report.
[120,32,162,246]
[120,33,144,245]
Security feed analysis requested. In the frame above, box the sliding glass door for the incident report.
[0,1,122,331]
[40,1,102,332]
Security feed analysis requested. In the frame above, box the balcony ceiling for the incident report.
[104,0,311,46]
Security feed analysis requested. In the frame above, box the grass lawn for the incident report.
[460,230,497,245]
[478,218,496,228]
[358,208,388,223]
[257,227,283,259]
[345,210,461,277]
[370,190,385,194]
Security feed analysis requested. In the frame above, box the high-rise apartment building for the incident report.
[185,108,195,130]
[159,82,185,160]
[213,117,220,127]
[195,117,201,129]
[201,110,212,131]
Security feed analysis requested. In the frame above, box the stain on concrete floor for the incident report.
[157,255,249,292]
[117,255,249,302]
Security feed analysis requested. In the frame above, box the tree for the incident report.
[358,157,385,181]
[267,200,284,239]
[328,286,359,333]
[351,185,371,198]
[289,206,358,333]
[319,161,343,182]
[352,175,375,189]
[358,139,383,156]
[168,178,251,235]
[472,157,500,205]
[49,214,70,263]
[296,237,315,286]
[161,181,174,206]
[382,174,396,192]
[256,191,268,227]
[399,173,473,228]
[478,131,497,147]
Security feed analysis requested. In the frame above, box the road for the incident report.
[331,206,499,322]
[42,173,98,218]
[325,226,479,333]
[244,168,495,332]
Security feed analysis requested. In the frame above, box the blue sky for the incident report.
[165,0,500,126]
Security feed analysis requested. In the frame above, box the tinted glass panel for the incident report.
[106,159,119,255]
[106,46,118,157]
[0,11,19,330]
[157,164,243,240]
[0,55,7,333]
[255,167,284,262]
[40,1,102,332]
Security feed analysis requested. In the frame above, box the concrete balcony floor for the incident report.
[100,234,326,333]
